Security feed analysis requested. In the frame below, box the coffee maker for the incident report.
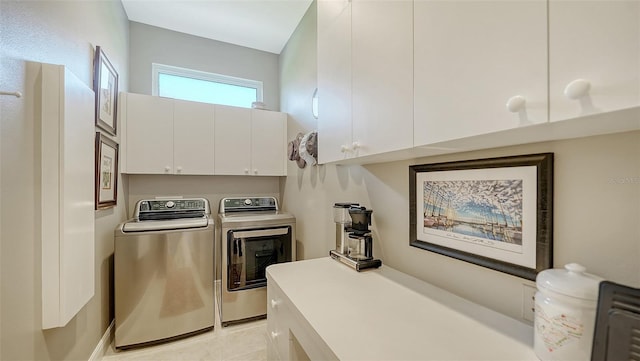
[330,203,382,271]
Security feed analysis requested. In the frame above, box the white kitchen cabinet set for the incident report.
[120,92,287,176]
[317,0,640,164]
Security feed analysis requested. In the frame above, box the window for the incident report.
[152,63,263,108]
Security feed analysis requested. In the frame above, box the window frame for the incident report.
[151,63,264,106]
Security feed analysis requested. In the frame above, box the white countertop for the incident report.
[267,257,538,360]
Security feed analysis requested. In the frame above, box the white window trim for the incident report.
[151,63,263,102]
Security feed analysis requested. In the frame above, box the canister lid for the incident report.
[536,263,604,300]
[334,202,359,208]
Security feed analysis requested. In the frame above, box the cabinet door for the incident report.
[173,99,215,175]
[317,0,352,163]
[549,0,640,122]
[252,110,286,176]
[125,93,174,174]
[414,0,548,146]
[351,0,413,157]
[214,105,251,175]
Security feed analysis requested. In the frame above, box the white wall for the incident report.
[0,1,129,359]
[128,21,281,111]
[280,2,640,322]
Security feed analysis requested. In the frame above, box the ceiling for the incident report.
[121,0,314,54]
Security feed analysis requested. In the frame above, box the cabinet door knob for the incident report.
[164,166,171,173]
[564,79,591,100]
[340,145,350,153]
[506,95,526,113]
[176,166,182,173]
[270,299,280,309]
[244,168,249,174]
[253,169,258,174]
[270,331,279,340]
[352,141,361,150]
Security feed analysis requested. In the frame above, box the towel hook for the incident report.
[0,91,22,98]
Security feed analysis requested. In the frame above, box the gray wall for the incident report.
[280,2,640,322]
[129,22,281,111]
[0,1,129,359]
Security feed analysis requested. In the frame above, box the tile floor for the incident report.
[102,313,268,361]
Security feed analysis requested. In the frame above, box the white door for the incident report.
[414,0,548,146]
[214,105,251,175]
[351,0,413,157]
[251,110,286,176]
[173,99,215,175]
[317,0,353,163]
[549,0,640,121]
[125,93,174,174]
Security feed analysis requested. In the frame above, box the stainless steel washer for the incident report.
[114,198,214,349]
[216,197,295,326]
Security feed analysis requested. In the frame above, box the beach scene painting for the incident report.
[422,179,524,250]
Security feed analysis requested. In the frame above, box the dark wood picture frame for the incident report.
[93,46,118,135]
[95,132,119,210]
[409,153,553,280]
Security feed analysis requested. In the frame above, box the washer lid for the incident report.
[536,263,604,300]
[122,218,210,232]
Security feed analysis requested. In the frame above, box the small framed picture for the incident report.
[93,46,118,135]
[95,132,119,209]
[409,153,553,280]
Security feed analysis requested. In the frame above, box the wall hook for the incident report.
[0,91,22,98]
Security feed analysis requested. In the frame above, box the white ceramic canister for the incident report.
[534,263,604,361]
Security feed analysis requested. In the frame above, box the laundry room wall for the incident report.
[128,21,281,111]
[1,1,129,360]
[279,1,640,323]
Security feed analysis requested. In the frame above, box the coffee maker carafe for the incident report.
[330,203,382,271]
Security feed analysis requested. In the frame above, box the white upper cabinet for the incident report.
[214,105,287,176]
[123,93,215,175]
[124,93,174,174]
[173,99,215,175]
[352,0,413,157]
[549,0,640,122]
[214,105,252,175]
[317,0,352,164]
[251,109,287,176]
[414,0,548,146]
[317,0,413,163]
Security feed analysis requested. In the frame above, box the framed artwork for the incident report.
[409,153,553,280]
[93,46,118,135]
[95,132,119,209]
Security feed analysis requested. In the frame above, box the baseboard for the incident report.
[88,319,114,361]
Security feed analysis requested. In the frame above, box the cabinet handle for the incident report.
[564,79,591,100]
[270,331,279,340]
[340,145,350,153]
[352,141,361,150]
[254,169,258,175]
[164,166,171,173]
[506,95,526,113]
[270,299,280,309]
[176,166,183,173]
[244,168,249,174]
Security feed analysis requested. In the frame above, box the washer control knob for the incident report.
[244,199,252,206]
[166,201,175,209]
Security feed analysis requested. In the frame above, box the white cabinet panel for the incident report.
[549,0,640,121]
[318,0,413,163]
[40,63,95,329]
[173,99,215,175]
[414,0,548,146]
[251,110,286,176]
[317,0,352,164]
[214,105,252,175]
[352,0,413,157]
[125,93,174,174]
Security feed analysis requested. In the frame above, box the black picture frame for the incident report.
[93,46,118,135]
[95,132,119,210]
[409,153,553,280]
